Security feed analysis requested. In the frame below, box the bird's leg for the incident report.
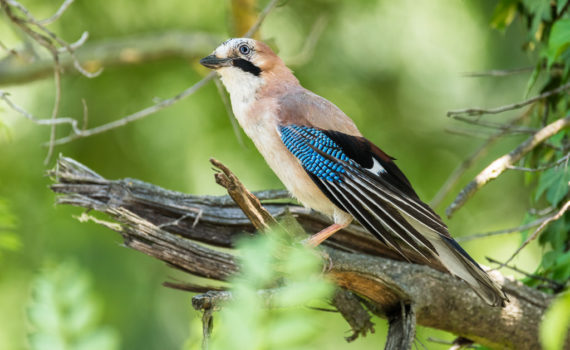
[304,223,349,248]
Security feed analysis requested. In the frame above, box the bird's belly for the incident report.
[241,116,349,223]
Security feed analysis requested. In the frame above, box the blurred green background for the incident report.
[0,0,545,349]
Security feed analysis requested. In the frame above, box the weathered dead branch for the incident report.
[48,156,560,350]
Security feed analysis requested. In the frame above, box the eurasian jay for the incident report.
[200,38,507,307]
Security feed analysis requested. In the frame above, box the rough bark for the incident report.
[49,156,559,350]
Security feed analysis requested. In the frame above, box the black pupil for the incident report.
[240,46,249,54]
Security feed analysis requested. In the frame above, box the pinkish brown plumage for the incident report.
[200,38,508,307]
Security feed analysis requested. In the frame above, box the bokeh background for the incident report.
[0,0,544,349]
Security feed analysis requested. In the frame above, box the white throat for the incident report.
[218,67,264,119]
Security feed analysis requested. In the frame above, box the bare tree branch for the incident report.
[0,32,220,86]
[506,153,569,172]
[450,115,537,134]
[48,156,560,350]
[463,66,534,77]
[243,0,281,38]
[213,76,245,147]
[48,72,216,146]
[284,15,328,66]
[497,200,570,268]
[430,111,531,208]
[45,0,280,146]
[3,0,100,78]
[210,157,279,231]
[332,289,375,342]
[37,0,74,25]
[44,53,61,164]
[485,258,564,292]
[446,116,570,218]
[447,82,570,117]
[456,216,550,242]
[0,91,82,131]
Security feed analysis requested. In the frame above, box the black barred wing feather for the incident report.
[279,125,438,259]
[279,125,508,307]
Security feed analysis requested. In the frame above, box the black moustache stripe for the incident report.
[232,58,261,76]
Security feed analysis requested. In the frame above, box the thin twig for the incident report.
[0,91,82,132]
[56,31,88,53]
[444,127,493,139]
[463,66,534,77]
[456,217,549,242]
[37,0,74,25]
[496,200,570,268]
[81,98,88,130]
[529,206,556,216]
[451,115,537,134]
[430,111,530,208]
[49,0,283,146]
[201,307,213,350]
[48,72,216,145]
[485,257,564,291]
[162,281,225,293]
[506,154,569,172]
[2,0,98,162]
[447,82,570,117]
[446,116,570,218]
[213,76,245,147]
[243,0,282,38]
[44,53,62,165]
[5,0,99,78]
[285,15,328,66]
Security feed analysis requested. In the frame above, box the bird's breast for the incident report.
[233,100,348,223]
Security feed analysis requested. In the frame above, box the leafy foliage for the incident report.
[200,226,334,350]
[493,1,570,348]
[26,260,120,350]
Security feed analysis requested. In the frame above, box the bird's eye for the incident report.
[239,45,251,55]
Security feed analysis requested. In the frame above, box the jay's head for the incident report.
[200,38,295,97]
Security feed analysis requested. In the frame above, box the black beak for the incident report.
[199,55,232,69]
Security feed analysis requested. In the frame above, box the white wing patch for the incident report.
[366,158,386,175]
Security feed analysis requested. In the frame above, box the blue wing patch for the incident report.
[279,125,357,183]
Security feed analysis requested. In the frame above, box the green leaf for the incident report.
[557,0,569,14]
[491,0,518,30]
[545,168,569,206]
[542,250,559,270]
[276,280,332,307]
[266,313,316,348]
[547,18,570,66]
[541,292,570,350]
[209,227,334,350]
[523,0,552,43]
[539,217,569,251]
[524,62,542,98]
[552,250,570,282]
[26,260,120,350]
[535,167,569,205]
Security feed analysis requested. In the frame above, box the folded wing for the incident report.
[279,124,508,307]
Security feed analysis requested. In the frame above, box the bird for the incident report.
[200,38,508,307]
